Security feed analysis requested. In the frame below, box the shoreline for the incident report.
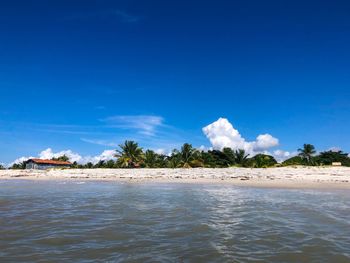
[1,167,350,190]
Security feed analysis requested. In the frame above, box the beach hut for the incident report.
[25,159,72,170]
[332,162,342,166]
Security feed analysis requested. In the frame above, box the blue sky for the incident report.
[1,0,350,164]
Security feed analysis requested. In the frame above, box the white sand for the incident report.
[1,167,350,189]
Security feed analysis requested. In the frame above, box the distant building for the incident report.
[25,159,72,170]
[332,162,342,166]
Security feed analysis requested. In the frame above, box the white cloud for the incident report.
[9,156,35,167]
[101,115,164,136]
[253,134,279,151]
[81,150,116,164]
[154,148,166,155]
[328,147,341,152]
[198,145,209,152]
[272,150,297,162]
[39,148,83,163]
[10,148,117,166]
[203,118,279,156]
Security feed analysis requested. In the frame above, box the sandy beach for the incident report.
[1,167,350,189]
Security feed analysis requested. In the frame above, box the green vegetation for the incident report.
[298,144,317,165]
[283,145,350,167]
[0,164,5,170]
[234,149,250,167]
[247,154,278,168]
[282,156,306,166]
[6,142,350,169]
[115,140,144,168]
[167,150,182,168]
[144,150,167,168]
[51,155,70,162]
[179,143,198,168]
[10,162,26,169]
[315,150,350,166]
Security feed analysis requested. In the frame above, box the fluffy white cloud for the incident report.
[203,118,279,155]
[9,156,35,167]
[39,148,83,163]
[253,134,279,151]
[272,150,297,162]
[83,150,116,164]
[10,148,117,166]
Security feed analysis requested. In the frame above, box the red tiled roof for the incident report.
[27,159,72,165]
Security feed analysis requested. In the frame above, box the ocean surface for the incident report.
[0,180,349,263]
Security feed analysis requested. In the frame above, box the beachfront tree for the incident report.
[52,155,70,162]
[156,154,168,168]
[235,149,249,166]
[94,160,106,168]
[200,151,217,167]
[298,144,316,165]
[247,154,277,168]
[0,164,5,170]
[71,161,79,168]
[206,150,231,167]
[85,162,94,169]
[180,143,196,168]
[282,156,305,166]
[10,162,26,169]
[106,159,117,168]
[115,140,144,168]
[222,147,236,166]
[315,150,350,166]
[144,150,158,168]
[167,150,182,168]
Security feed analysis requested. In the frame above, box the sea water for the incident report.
[0,180,349,262]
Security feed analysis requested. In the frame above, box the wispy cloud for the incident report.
[81,138,118,147]
[5,115,166,137]
[101,115,164,136]
[4,115,198,162]
[64,9,142,23]
[112,10,141,23]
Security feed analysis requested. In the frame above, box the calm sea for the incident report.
[0,180,349,262]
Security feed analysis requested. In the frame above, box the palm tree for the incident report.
[235,149,249,166]
[144,150,158,168]
[298,144,316,165]
[94,160,106,168]
[52,155,70,162]
[85,162,94,169]
[167,150,182,168]
[222,147,236,166]
[115,140,144,168]
[106,159,117,168]
[180,143,196,168]
[10,162,26,170]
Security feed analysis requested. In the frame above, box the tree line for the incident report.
[5,142,350,169]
